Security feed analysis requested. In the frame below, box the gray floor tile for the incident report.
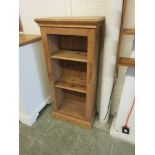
[38,122,76,154]
[19,134,34,155]
[19,104,135,155]
[19,105,55,140]
[112,139,135,155]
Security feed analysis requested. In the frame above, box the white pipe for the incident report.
[98,0,124,123]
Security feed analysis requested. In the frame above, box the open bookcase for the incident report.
[35,17,105,128]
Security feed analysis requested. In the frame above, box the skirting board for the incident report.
[110,115,135,144]
[19,95,51,126]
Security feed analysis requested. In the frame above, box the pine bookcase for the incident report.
[35,17,105,128]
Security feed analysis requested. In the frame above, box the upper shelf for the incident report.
[117,57,135,67]
[51,50,87,63]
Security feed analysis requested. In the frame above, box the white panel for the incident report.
[19,95,27,115]
[115,68,135,138]
[19,42,50,116]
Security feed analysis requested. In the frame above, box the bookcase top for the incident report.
[35,16,105,27]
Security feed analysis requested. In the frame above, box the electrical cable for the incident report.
[124,97,135,127]
[103,67,119,120]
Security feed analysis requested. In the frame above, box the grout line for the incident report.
[110,142,114,155]
[38,123,54,139]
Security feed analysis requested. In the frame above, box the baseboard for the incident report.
[19,95,51,126]
[19,112,39,126]
[110,115,135,144]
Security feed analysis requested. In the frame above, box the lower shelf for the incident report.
[58,98,85,119]
[55,75,86,93]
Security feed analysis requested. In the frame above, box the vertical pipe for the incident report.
[98,0,124,123]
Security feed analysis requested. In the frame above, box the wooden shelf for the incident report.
[58,98,85,119]
[121,28,135,35]
[55,75,86,93]
[118,57,135,67]
[51,50,87,62]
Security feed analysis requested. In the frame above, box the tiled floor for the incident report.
[19,105,135,155]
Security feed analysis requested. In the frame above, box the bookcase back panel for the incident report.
[51,60,87,83]
[47,34,87,53]
[59,35,87,52]
[61,60,86,78]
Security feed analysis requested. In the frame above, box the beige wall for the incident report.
[19,0,135,115]
[20,0,107,34]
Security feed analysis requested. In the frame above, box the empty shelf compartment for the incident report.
[56,89,86,119]
[52,59,87,93]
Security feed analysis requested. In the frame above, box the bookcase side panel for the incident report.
[86,28,99,121]
[40,27,59,111]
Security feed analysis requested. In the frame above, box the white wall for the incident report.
[19,0,135,117]
[20,0,67,34]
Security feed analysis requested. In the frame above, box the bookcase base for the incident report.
[52,111,96,129]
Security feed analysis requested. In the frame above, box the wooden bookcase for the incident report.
[35,17,105,128]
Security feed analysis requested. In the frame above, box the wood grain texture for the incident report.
[19,16,23,32]
[55,75,86,93]
[121,28,135,35]
[40,30,59,111]
[86,25,102,121]
[52,112,92,128]
[35,17,104,128]
[116,0,135,69]
[35,16,105,28]
[58,98,85,119]
[19,34,41,47]
[118,57,135,67]
[51,50,87,62]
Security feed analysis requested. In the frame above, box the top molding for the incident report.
[35,16,105,28]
